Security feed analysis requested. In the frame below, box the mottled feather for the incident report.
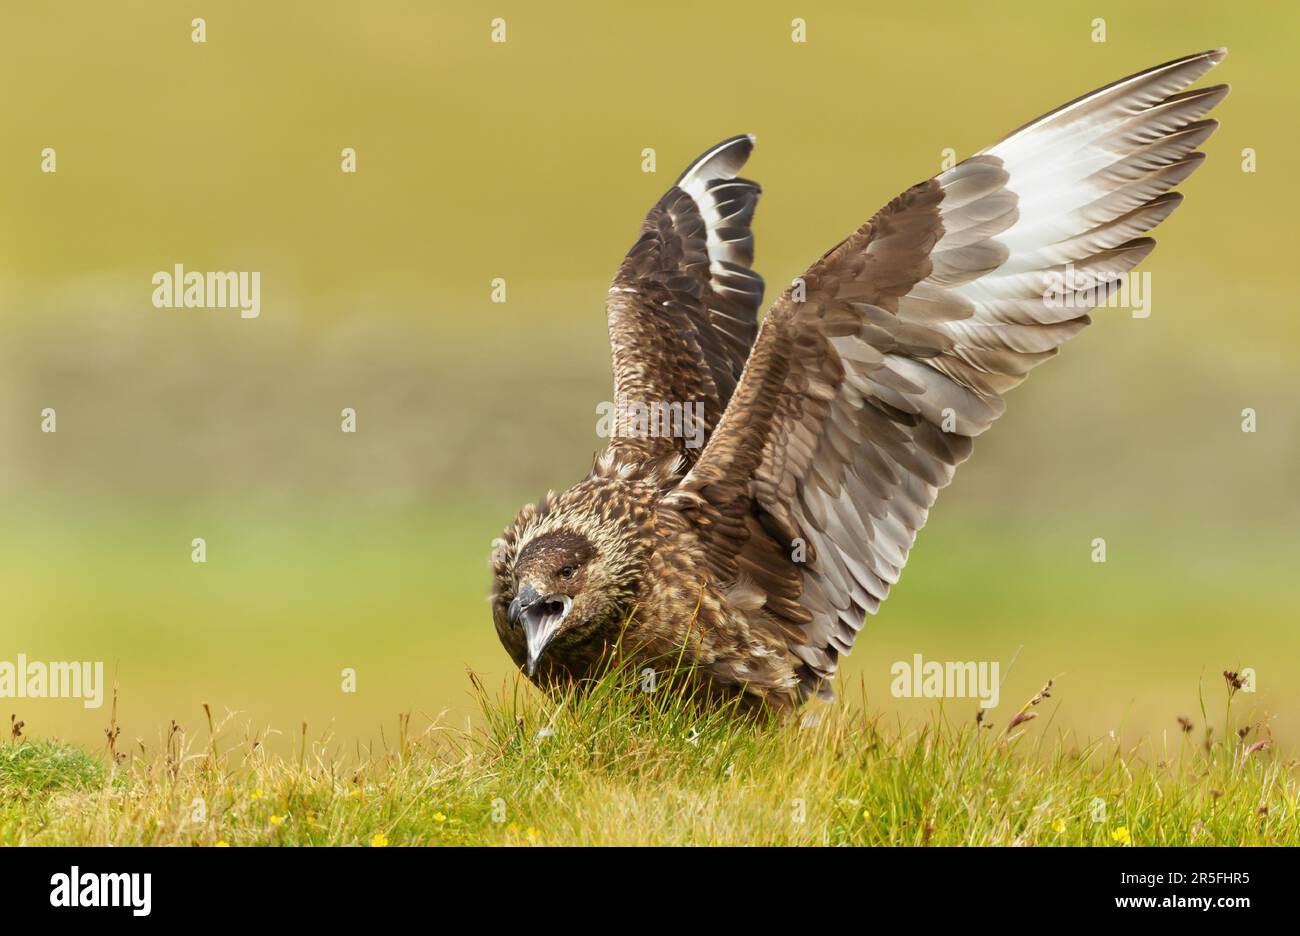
[668,49,1228,700]
[606,135,764,464]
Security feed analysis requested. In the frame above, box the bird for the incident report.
[490,49,1229,713]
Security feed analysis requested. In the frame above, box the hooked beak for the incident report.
[507,584,572,677]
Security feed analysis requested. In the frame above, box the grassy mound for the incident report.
[0,665,1293,845]
[0,738,103,793]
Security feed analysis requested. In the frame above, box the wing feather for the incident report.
[667,49,1229,697]
[605,136,764,464]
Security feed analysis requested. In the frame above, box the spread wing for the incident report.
[667,49,1229,697]
[605,135,764,464]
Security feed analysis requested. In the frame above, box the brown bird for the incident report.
[491,49,1229,712]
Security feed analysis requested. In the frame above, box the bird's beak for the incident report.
[507,585,572,677]
[507,584,540,629]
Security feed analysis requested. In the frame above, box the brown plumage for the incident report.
[491,50,1229,713]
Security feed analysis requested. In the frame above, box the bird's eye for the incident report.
[559,565,575,579]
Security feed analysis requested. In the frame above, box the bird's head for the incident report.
[491,482,652,679]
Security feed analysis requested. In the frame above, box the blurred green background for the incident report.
[2,1,1297,754]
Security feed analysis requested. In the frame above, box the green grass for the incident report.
[0,738,103,793]
[1,662,1294,846]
